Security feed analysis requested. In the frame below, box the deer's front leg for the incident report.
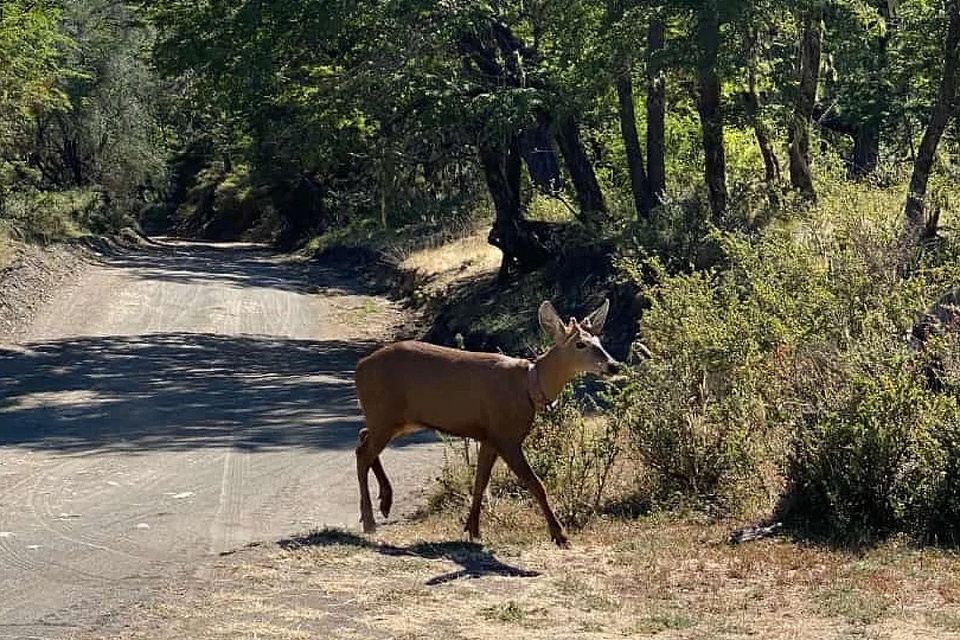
[495,439,568,548]
[465,441,497,541]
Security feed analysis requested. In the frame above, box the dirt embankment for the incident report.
[0,240,91,340]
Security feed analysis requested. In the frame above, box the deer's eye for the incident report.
[575,341,586,349]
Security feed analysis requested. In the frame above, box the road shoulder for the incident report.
[0,239,92,341]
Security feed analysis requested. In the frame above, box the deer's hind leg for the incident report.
[356,425,396,532]
[370,456,393,518]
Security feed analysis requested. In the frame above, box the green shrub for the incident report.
[615,197,960,538]
[786,360,956,542]
[619,251,791,513]
[928,417,960,545]
[0,187,123,241]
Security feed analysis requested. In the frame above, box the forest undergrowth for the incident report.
[409,177,960,550]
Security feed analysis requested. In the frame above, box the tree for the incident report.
[30,0,167,207]
[143,0,960,271]
[555,113,608,225]
[480,134,550,277]
[696,0,727,217]
[646,14,667,203]
[813,0,895,178]
[788,1,823,202]
[0,1,69,212]
[607,0,652,219]
[616,67,652,218]
[735,2,783,196]
[904,0,960,240]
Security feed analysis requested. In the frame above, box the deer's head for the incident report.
[538,299,621,377]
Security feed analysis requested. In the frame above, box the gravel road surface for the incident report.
[0,240,441,639]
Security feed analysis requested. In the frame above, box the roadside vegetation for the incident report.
[1,1,166,243]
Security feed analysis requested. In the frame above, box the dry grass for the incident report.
[402,231,500,277]
[89,505,960,640]
[400,230,502,298]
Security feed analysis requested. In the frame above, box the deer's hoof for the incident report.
[379,493,393,519]
[360,514,377,534]
[552,532,570,549]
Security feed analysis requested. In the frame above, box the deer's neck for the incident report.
[533,347,574,403]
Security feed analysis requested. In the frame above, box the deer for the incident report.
[353,298,620,547]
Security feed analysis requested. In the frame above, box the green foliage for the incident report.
[614,186,960,539]
[619,247,791,512]
[147,0,490,238]
[0,1,70,147]
[179,163,267,239]
[139,0,960,245]
[0,187,108,242]
[1,1,169,239]
[59,1,169,201]
[788,362,959,542]
[0,1,70,212]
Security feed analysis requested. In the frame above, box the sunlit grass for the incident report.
[400,231,501,288]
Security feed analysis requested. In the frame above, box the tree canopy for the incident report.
[0,0,957,260]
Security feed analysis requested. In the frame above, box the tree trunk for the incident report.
[814,103,882,179]
[64,137,84,187]
[847,1,889,178]
[696,2,727,218]
[788,4,822,202]
[479,137,550,278]
[378,143,392,228]
[479,137,521,251]
[646,17,667,203]
[904,0,960,239]
[744,26,780,197]
[518,119,563,196]
[745,90,781,190]
[616,65,651,219]
[555,114,607,227]
[852,126,880,177]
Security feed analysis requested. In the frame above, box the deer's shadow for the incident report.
[278,529,540,586]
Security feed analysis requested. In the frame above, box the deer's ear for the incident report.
[538,301,566,342]
[582,298,610,334]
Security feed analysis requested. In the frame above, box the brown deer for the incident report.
[354,299,620,547]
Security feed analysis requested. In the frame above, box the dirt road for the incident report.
[0,240,441,639]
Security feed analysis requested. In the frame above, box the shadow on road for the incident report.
[0,332,432,454]
[278,529,540,585]
[97,239,377,296]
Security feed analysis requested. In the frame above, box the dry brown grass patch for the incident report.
[87,511,960,640]
[400,229,501,298]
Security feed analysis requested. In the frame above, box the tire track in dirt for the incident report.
[208,447,251,556]
[27,459,149,564]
